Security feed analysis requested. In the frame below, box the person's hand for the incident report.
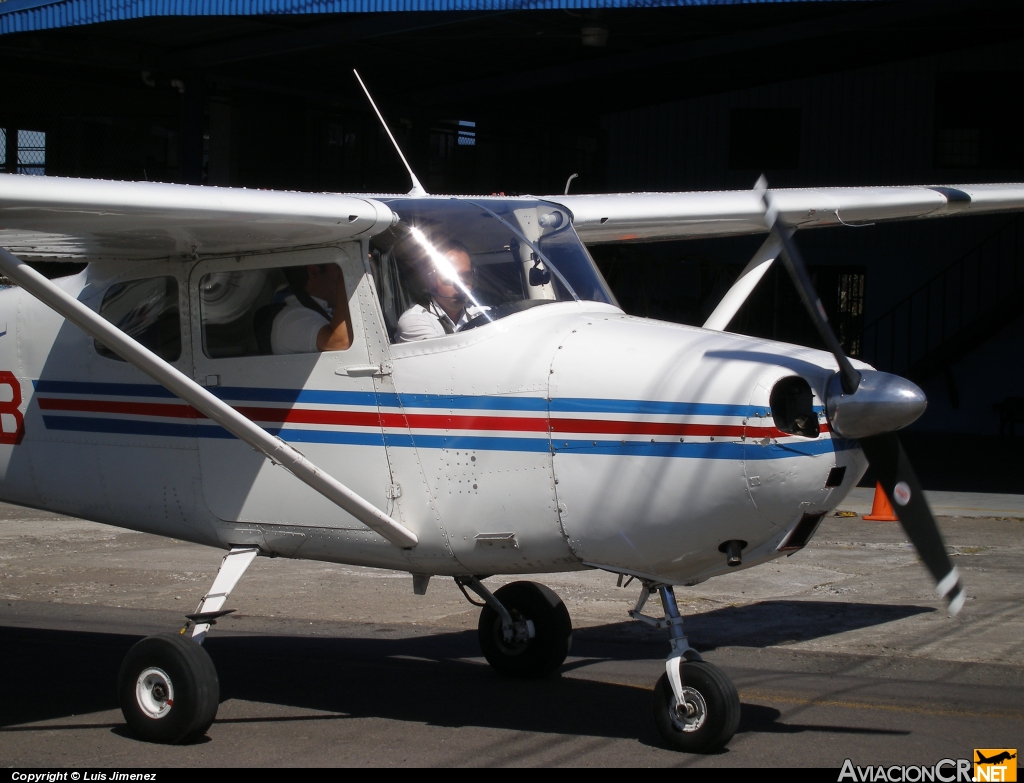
[316,270,353,351]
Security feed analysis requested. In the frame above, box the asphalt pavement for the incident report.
[0,494,1021,767]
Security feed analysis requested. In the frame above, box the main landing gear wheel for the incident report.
[478,581,572,678]
[118,632,220,744]
[653,660,740,753]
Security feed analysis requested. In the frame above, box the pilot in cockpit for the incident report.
[270,263,353,354]
[394,240,488,342]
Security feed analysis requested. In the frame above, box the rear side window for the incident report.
[95,276,181,362]
[198,263,348,358]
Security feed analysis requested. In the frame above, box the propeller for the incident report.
[759,179,966,616]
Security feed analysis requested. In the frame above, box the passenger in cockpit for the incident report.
[394,241,486,342]
[270,263,353,354]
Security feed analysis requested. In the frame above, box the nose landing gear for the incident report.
[632,582,740,753]
[462,575,738,752]
[652,659,740,752]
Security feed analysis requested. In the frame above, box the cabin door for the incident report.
[188,244,397,541]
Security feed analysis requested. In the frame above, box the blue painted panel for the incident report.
[0,0,883,37]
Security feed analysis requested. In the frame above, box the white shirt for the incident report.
[271,295,331,355]
[394,300,487,342]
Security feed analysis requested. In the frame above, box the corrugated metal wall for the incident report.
[600,37,1024,435]
[605,44,1019,192]
[602,37,1024,315]
[606,58,937,191]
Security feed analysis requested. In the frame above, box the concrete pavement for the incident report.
[840,487,1024,519]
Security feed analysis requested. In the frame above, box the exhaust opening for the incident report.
[778,513,825,553]
[826,466,847,487]
[769,376,820,438]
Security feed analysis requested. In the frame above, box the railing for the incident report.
[862,216,1024,382]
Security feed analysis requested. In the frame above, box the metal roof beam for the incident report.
[180,11,496,67]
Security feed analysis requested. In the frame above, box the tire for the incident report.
[477,581,572,678]
[652,660,740,753]
[118,632,220,744]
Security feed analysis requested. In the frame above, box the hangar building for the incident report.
[0,0,1021,490]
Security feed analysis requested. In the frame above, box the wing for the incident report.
[0,174,395,261]
[548,184,1024,243]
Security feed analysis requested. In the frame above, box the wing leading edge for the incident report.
[549,184,1024,244]
[5,175,1024,261]
[0,174,396,261]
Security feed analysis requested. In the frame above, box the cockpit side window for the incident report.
[95,276,181,362]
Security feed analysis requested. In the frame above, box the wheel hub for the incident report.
[495,607,536,653]
[671,686,707,732]
[136,667,174,719]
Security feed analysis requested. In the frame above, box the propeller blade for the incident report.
[859,433,966,615]
[762,193,862,394]
[756,180,964,616]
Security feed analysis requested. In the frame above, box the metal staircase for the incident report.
[862,215,1024,386]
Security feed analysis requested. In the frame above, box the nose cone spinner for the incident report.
[825,370,927,439]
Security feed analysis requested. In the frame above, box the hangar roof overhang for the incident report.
[0,0,879,37]
[1,0,1018,125]
[0,0,910,117]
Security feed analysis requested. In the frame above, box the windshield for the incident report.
[370,197,616,342]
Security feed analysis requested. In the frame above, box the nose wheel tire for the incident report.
[478,581,572,678]
[118,632,220,744]
[653,660,740,753]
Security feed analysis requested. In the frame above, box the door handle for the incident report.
[337,363,389,377]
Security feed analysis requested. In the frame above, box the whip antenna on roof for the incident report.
[354,69,426,196]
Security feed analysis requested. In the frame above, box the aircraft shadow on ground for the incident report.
[570,599,935,657]
[0,600,929,744]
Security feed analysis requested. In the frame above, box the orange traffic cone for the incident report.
[863,481,898,521]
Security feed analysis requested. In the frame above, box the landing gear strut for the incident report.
[118,547,258,744]
[458,577,572,678]
[631,582,740,753]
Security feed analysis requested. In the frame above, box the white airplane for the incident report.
[1,99,1022,751]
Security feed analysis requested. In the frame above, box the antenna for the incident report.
[353,69,426,196]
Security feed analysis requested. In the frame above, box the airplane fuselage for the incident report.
[0,245,867,586]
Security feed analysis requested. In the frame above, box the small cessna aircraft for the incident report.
[1,83,1022,752]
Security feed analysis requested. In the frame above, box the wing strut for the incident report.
[0,247,418,550]
[702,232,782,331]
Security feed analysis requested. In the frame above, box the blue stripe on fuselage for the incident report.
[33,380,775,416]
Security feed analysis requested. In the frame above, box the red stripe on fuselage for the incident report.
[35,397,824,438]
